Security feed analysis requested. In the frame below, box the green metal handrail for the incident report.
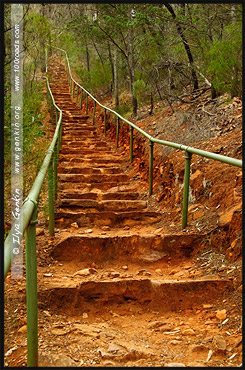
[54,45,242,229]
[4,69,63,366]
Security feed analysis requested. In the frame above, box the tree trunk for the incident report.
[113,48,119,108]
[164,3,199,91]
[128,13,137,116]
[206,8,213,43]
[107,41,114,94]
[92,40,104,70]
[149,92,153,115]
[86,44,90,80]
[211,83,217,99]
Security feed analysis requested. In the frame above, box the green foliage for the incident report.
[24,12,51,72]
[133,79,149,106]
[88,61,112,92]
[206,21,242,97]
[116,102,131,117]
[4,76,47,224]
[23,80,47,167]
[57,32,77,61]
[37,3,243,110]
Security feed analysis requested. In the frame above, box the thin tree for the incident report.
[164,3,199,91]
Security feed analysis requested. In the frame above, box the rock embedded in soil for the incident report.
[36,228,45,236]
[102,226,110,231]
[108,271,120,278]
[73,268,97,276]
[137,269,151,276]
[213,335,226,353]
[85,229,93,233]
[17,325,27,333]
[39,353,78,367]
[70,222,79,228]
[166,363,186,367]
[148,321,169,329]
[158,325,173,333]
[51,328,68,336]
[102,360,116,366]
[216,309,227,320]
[182,328,195,335]
[99,343,126,359]
[202,304,213,309]
[170,340,182,345]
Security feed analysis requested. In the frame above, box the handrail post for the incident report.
[116,116,120,148]
[70,78,72,94]
[54,143,58,199]
[73,81,75,98]
[76,85,79,103]
[25,200,38,367]
[46,80,49,101]
[86,94,88,114]
[48,155,55,236]
[149,140,154,195]
[182,150,192,229]
[57,123,60,152]
[93,101,96,125]
[80,89,83,109]
[51,102,54,124]
[130,126,134,163]
[55,107,58,125]
[104,108,107,135]
[59,116,62,150]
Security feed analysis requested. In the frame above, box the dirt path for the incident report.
[4,60,242,367]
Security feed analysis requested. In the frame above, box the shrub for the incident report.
[206,21,242,97]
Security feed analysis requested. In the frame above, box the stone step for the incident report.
[62,124,95,129]
[62,115,86,119]
[59,156,124,166]
[59,158,124,165]
[62,110,84,113]
[62,133,96,139]
[59,190,140,200]
[59,182,132,192]
[62,131,96,137]
[62,118,90,122]
[58,199,148,211]
[39,277,233,314]
[62,130,94,135]
[50,232,203,262]
[60,149,115,155]
[61,137,105,143]
[62,114,90,120]
[63,127,96,132]
[52,93,71,97]
[50,90,71,94]
[62,128,96,133]
[60,142,111,149]
[58,173,129,183]
[61,142,108,149]
[62,139,108,149]
[59,166,122,174]
[55,210,162,228]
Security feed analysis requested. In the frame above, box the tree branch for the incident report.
[95,22,128,60]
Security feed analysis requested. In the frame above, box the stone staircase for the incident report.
[36,60,236,367]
